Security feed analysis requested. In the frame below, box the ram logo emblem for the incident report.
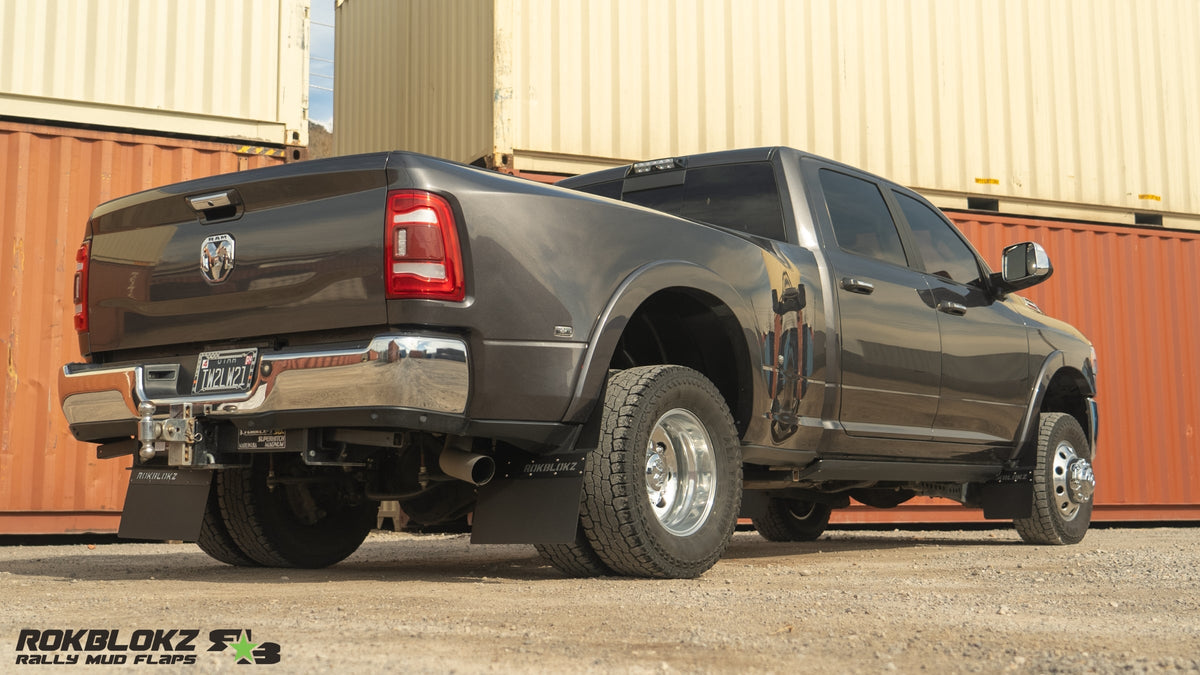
[201,234,236,284]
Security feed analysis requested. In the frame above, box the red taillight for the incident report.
[73,240,91,332]
[385,190,464,301]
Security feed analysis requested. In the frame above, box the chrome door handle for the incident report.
[937,301,968,316]
[841,278,875,295]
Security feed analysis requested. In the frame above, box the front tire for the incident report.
[752,498,831,542]
[217,455,376,568]
[579,365,742,579]
[1014,412,1095,545]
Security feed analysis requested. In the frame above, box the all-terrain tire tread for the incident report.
[579,365,741,579]
[535,526,612,577]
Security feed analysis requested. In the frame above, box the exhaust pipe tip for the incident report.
[439,446,495,486]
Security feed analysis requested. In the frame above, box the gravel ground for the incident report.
[2,526,1198,674]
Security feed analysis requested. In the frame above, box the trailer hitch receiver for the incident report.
[137,402,202,465]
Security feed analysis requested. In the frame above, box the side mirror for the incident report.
[994,242,1053,292]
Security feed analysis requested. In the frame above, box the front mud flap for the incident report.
[980,480,1034,520]
[470,451,587,545]
[118,467,212,541]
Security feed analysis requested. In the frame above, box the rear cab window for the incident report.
[572,162,788,242]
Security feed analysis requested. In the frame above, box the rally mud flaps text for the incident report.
[15,629,279,666]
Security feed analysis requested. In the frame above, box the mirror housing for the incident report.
[992,242,1053,293]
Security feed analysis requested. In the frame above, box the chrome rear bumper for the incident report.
[60,335,469,428]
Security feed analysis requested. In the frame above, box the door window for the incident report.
[818,169,907,268]
[894,193,983,285]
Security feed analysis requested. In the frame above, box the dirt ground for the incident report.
[2,526,1198,674]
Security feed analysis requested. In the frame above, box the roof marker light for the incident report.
[631,157,686,175]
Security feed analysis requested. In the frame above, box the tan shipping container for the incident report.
[333,0,493,167]
[0,0,310,148]
[0,121,283,534]
[336,0,1200,229]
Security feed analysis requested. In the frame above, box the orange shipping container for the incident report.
[3,132,1196,532]
[0,120,284,534]
[832,211,1200,524]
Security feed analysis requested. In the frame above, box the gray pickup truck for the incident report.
[59,147,1097,578]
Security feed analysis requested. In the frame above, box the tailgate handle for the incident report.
[187,191,241,223]
[187,192,233,211]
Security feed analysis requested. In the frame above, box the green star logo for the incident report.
[230,632,259,664]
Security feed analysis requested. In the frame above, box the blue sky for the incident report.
[309,0,335,129]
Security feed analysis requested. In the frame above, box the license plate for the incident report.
[192,349,258,394]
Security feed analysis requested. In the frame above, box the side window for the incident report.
[818,169,907,267]
[894,193,982,285]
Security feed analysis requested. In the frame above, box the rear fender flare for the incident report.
[561,260,759,424]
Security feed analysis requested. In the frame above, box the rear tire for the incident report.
[535,525,613,577]
[196,480,259,567]
[579,365,741,579]
[217,455,376,568]
[752,498,831,542]
[1014,413,1094,545]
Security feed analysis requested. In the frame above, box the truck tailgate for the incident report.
[83,153,393,354]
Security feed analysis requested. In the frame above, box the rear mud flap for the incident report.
[118,467,212,541]
[470,451,587,545]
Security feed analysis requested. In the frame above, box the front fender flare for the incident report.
[1011,350,1097,462]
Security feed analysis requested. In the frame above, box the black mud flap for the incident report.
[739,491,769,521]
[118,467,212,541]
[981,480,1034,519]
[470,451,587,545]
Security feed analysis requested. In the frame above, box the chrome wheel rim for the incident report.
[645,408,717,537]
[786,502,817,522]
[1051,441,1094,521]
